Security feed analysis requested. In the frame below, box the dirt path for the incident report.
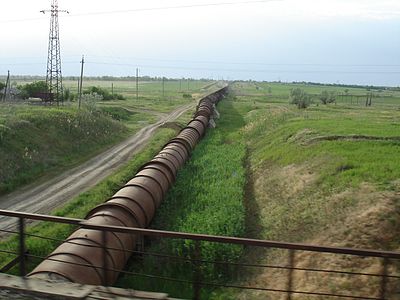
[0,103,194,232]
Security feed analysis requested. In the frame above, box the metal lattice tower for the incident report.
[41,0,68,104]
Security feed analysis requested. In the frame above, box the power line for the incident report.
[0,0,280,23]
[1,56,399,68]
[85,61,400,74]
[71,0,281,17]
[81,55,400,68]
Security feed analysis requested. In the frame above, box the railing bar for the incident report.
[4,240,399,280]
[1,209,400,259]
[8,230,400,279]
[287,249,295,300]
[18,217,26,277]
[0,249,19,255]
[0,210,81,225]
[379,257,389,300]
[0,229,19,235]
[24,253,380,300]
[79,222,400,259]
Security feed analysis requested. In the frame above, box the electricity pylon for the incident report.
[41,0,68,105]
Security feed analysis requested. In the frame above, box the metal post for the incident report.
[193,241,202,300]
[102,230,108,286]
[286,249,295,300]
[162,77,165,98]
[18,217,26,276]
[3,70,10,102]
[379,257,389,300]
[78,55,84,109]
[136,68,139,101]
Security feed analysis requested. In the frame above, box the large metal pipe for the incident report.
[29,85,228,285]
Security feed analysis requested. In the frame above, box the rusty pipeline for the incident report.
[28,85,229,285]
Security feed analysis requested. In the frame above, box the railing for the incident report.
[0,209,399,299]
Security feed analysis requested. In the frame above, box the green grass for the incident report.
[0,105,128,195]
[0,79,216,195]
[0,127,178,273]
[116,97,247,298]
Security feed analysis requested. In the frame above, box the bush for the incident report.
[289,88,312,109]
[84,86,125,101]
[18,81,47,99]
[320,90,336,104]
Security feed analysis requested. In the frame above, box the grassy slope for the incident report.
[225,82,400,299]
[0,127,177,273]
[0,105,129,195]
[0,79,213,195]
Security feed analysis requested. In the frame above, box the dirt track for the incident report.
[0,103,194,232]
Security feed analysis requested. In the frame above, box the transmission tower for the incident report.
[41,0,68,105]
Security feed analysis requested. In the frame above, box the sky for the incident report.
[0,0,399,86]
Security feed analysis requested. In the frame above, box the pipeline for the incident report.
[28,85,229,285]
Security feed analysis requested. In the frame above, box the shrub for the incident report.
[84,86,125,101]
[289,88,312,109]
[320,90,336,104]
[18,81,47,99]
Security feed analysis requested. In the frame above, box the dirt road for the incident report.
[0,103,194,232]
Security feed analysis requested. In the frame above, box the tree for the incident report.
[319,90,336,104]
[289,88,312,109]
[18,81,48,99]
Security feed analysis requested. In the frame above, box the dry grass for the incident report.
[239,181,400,299]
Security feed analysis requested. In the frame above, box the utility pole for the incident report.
[41,0,69,105]
[162,77,165,98]
[3,70,10,102]
[78,55,84,109]
[136,68,139,101]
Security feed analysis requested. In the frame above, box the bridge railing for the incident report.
[0,209,399,299]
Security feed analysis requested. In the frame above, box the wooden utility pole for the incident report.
[162,77,165,98]
[78,55,85,109]
[136,68,139,101]
[3,70,10,102]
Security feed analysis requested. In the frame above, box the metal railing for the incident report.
[0,209,399,299]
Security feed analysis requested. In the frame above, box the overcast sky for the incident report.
[0,0,399,86]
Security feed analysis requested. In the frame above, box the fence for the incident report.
[0,209,399,299]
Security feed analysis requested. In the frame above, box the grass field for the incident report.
[0,78,214,195]
[115,81,400,298]
[220,82,400,298]
[1,79,399,298]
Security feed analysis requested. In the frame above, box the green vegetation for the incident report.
[2,79,399,298]
[0,105,127,194]
[0,127,178,274]
[0,78,216,195]
[117,97,247,298]
[319,90,336,104]
[18,81,47,99]
[219,81,400,298]
[289,87,312,108]
[83,86,125,101]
